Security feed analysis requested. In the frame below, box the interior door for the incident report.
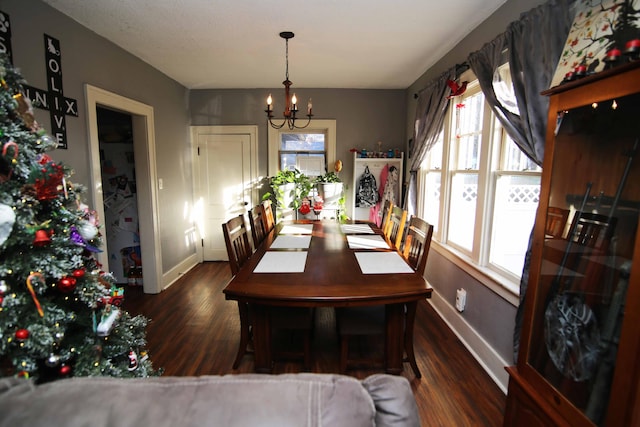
[194,126,258,261]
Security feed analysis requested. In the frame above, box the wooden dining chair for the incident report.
[223,214,314,370]
[222,215,254,368]
[249,204,268,249]
[545,206,570,239]
[399,216,434,377]
[337,215,433,377]
[262,200,275,233]
[380,200,393,231]
[384,205,407,249]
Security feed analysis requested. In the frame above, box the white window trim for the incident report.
[267,119,336,176]
[416,72,530,306]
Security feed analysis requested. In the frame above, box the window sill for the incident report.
[431,241,520,307]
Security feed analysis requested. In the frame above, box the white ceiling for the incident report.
[42,0,506,90]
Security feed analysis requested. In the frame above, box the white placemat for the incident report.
[347,234,390,250]
[269,235,312,249]
[340,223,375,234]
[355,252,414,274]
[279,224,314,234]
[253,251,308,273]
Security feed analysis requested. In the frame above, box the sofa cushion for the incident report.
[0,373,418,427]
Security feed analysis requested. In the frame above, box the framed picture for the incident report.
[550,0,640,88]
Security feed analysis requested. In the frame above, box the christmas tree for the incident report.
[0,54,158,381]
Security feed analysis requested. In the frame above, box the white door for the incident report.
[192,126,258,261]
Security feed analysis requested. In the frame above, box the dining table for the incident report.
[223,219,432,374]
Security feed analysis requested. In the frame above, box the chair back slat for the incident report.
[222,215,252,275]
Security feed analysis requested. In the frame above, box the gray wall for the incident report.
[190,88,406,213]
[404,0,549,365]
[1,0,195,275]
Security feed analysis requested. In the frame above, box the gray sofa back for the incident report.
[0,373,420,426]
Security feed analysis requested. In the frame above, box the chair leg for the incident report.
[233,302,250,369]
[403,302,421,378]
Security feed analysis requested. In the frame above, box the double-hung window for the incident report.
[268,120,336,178]
[419,68,541,294]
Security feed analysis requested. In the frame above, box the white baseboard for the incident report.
[161,253,199,291]
[428,291,509,394]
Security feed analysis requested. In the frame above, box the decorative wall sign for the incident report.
[550,0,640,88]
[22,35,78,149]
[0,10,12,64]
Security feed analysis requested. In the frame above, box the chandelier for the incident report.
[265,31,313,130]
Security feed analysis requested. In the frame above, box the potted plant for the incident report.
[263,169,313,220]
[315,171,343,207]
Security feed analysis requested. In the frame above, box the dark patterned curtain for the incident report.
[467,0,575,362]
[406,67,456,215]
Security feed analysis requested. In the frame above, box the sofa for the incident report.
[0,372,420,427]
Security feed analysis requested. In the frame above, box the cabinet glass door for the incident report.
[527,92,640,425]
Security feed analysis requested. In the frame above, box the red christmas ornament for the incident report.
[72,268,86,278]
[299,203,311,215]
[58,276,77,293]
[15,328,29,340]
[31,158,65,201]
[33,229,52,246]
[59,364,71,376]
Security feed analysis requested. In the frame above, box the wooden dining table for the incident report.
[223,219,432,374]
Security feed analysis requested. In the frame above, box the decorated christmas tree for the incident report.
[0,54,158,381]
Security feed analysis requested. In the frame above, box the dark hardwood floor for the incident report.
[123,262,506,426]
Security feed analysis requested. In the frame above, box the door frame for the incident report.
[190,125,259,263]
[85,84,163,294]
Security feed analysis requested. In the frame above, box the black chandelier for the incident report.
[265,31,313,130]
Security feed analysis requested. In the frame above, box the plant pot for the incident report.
[318,182,343,207]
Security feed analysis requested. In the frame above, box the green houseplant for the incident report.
[263,169,313,220]
[315,171,347,221]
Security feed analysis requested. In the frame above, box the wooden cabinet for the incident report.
[504,62,640,426]
[352,152,403,221]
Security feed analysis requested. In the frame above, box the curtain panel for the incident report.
[468,0,575,363]
[405,67,456,215]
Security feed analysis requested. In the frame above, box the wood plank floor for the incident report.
[123,262,506,426]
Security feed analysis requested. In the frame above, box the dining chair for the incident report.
[384,205,407,249]
[380,200,393,231]
[399,216,433,377]
[223,214,314,370]
[337,215,433,377]
[222,215,254,368]
[262,200,275,233]
[545,206,570,239]
[249,204,268,249]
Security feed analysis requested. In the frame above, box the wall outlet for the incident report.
[456,288,466,312]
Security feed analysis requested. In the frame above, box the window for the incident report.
[278,132,326,177]
[419,70,541,293]
[268,120,336,178]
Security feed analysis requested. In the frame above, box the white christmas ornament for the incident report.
[77,219,98,240]
[0,203,16,246]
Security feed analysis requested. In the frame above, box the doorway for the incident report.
[85,84,162,294]
[96,107,141,286]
